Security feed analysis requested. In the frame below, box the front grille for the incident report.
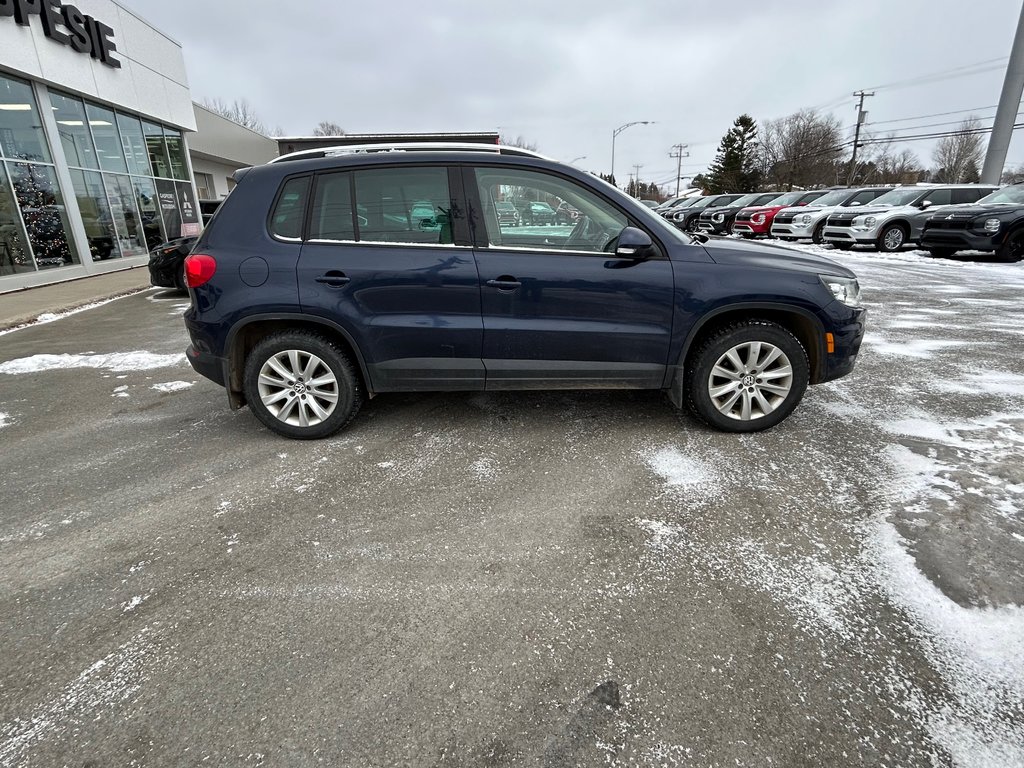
[774,214,795,225]
[828,214,856,226]
[926,217,973,231]
[735,212,752,223]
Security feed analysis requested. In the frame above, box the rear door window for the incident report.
[921,189,951,207]
[951,188,992,204]
[353,167,454,245]
[310,172,356,241]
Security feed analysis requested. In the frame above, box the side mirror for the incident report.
[921,200,933,209]
[615,226,654,258]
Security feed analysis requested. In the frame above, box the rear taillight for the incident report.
[184,253,217,288]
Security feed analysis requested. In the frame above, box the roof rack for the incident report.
[270,142,549,164]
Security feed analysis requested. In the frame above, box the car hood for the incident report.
[738,205,786,215]
[933,203,1024,217]
[700,205,744,216]
[700,237,855,277]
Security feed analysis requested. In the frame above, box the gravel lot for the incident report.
[1,246,1022,767]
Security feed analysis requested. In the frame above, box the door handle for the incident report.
[486,277,522,290]
[315,271,351,287]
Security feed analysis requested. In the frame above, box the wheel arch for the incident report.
[225,314,372,409]
[667,303,825,409]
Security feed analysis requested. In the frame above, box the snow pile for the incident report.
[0,351,185,374]
[0,412,10,429]
[151,381,194,393]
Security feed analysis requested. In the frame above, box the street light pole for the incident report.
[569,155,587,165]
[611,121,653,187]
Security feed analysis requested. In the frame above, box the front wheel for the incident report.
[685,321,809,433]
[243,331,363,439]
[877,223,907,252]
[996,230,1024,263]
[811,222,826,244]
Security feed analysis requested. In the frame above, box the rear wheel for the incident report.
[685,320,809,433]
[877,223,908,252]
[243,331,362,439]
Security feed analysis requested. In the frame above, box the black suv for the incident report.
[183,144,866,439]
[920,184,1024,261]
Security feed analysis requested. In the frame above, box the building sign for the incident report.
[177,182,200,237]
[0,0,121,68]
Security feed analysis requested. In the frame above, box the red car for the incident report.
[732,190,827,238]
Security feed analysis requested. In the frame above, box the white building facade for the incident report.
[0,0,200,290]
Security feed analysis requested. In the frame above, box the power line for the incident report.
[866,105,999,126]
[862,56,1009,92]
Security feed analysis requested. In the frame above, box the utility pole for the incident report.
[632,163,643,197]
[669,143,690,196]
[982,1,1024,183]
[848,90,874,185]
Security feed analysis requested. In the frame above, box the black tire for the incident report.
[173,262,187,292]
[927,247,957,259]
[995,230,1024,263]
[811,222,826,245]
[876,223,908,253]
[684,320,809,433]
[243,331,362,440]
[832,242,853,251]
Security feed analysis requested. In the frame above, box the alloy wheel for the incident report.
[257,350,340,427]
[707,341,793,421]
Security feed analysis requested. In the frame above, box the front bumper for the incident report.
[820,306,867,383]
[697,219,729,235]
[822,224,878,245]
[732,221,771,236]
[919,229,1001,252]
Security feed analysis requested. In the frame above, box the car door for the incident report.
[296,165,484,392]
[465,164,675,389]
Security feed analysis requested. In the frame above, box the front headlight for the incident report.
[751,213,766,225]
[712,212,724,223]
[864,216,876,228]
[820,275,861,307]
[983,218,1001,233]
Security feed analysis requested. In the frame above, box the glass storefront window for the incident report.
[70,169,118,262]
[164,128,188,180]
[0,74,52,163]
[50,92,98,169]
[0,163,34,275]
[117,113,151,176]
[143,121,171,178]
[86,103,128,174]
[103,173,147,257]
[9,162,78,269]
[132,176,166,250]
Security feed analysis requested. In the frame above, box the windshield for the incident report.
[977,186,1024,205]
[870,188,926,206]
[686,196,721,209]
[727,193,763,207]
[807,189,853,207]
[754,193,784,205]
[768,192,805,206]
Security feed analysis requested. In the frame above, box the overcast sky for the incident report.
[130,0,1024,191]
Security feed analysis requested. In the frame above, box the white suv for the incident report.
[822,184,998,252]
[771,187,891,244]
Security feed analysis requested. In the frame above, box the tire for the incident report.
[811,222,826,245]
[876,223,908,252]
[995,230,1024,263]
[173,262,187,292]
[243,331,363,440]
[685,320,809,433]
[927,248,956,259]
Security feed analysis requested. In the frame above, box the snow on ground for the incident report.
[0,412,9,429]
[635,242,1024,765]
[150,381,194,393]
[0,351,185,374]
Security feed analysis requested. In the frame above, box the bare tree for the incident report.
[1001,163,1024,184]
[501,135,538,151]
[932,117,984,183]
[312,121,345,137]
[875,147,922,184]
[202,97,268,135]
[757,110,844,189]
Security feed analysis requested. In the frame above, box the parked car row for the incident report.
[652,183,1024,261]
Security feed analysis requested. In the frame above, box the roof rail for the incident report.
[269,142,549,164]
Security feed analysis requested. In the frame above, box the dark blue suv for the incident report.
[183,144,866,439]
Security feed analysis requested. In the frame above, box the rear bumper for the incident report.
[186,344,227,387]
[148,260,180,288]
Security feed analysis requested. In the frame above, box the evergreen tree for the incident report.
[694,115,762,193]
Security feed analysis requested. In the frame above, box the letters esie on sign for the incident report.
[1,0,121,69]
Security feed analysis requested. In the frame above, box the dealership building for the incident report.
[0,0,276,292]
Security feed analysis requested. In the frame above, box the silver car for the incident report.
[770,187,891,244]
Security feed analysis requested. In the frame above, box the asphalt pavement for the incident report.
[0,248,1022,767]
